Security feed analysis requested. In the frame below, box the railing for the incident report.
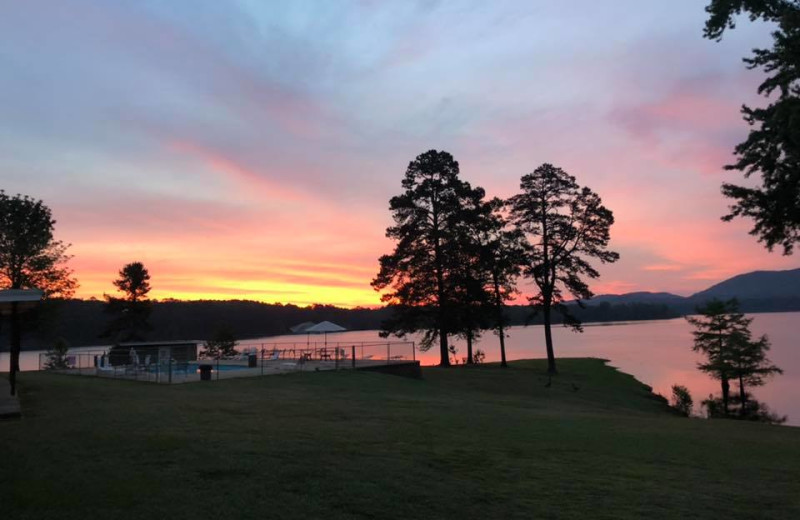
[38,341,416,384]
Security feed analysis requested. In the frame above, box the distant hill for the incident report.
[580,268,800,314]
[689,268,800,301]
[586,292,685,306]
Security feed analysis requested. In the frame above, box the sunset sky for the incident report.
[2,1,798,306]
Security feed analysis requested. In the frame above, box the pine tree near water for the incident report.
[509,164,619,374]
[372,150,481,366]
[687,298,782,418]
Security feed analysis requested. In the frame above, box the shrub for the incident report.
[203,324,238,359]
[43,338,70,370]
[670,385,693,416]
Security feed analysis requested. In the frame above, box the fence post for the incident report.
[387,343,390,362]
[351,345,356,369]
[216,357,220,381]
[168,359,173,384]
[412,342,416,362]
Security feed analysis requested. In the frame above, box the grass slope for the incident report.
[2,358,799,519]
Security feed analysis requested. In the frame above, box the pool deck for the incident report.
[0,377,21,419]
[47,358,420,384]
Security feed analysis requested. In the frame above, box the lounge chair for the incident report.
[96,355,116,375]
[280,355,307,371]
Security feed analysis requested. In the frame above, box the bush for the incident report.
[43,338,70,370]
[670,385,693,416]
[473,349,486,364]
[447,345,457,365]
[701,394,787,424]
[203,324,238,359]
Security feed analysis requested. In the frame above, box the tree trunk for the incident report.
[494,277,507,368]
[438,329,450,367]
[498,321,507,368]
[543,302,557,375]
[466,328,474,364]
[9,302,21,396]
[738,374,747,417]
[721,375,730,415]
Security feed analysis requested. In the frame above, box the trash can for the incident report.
[199,364,213,381]
[248,354,258,368]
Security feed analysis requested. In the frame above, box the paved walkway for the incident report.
[0,376,21,419]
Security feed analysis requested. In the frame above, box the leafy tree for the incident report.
[670,384,694,416]
[202,324,239,359]
[43,337,70,370]
[686,299,748,415]
[509,164,619,374]
[0,191,77,394]
[372,150,480,366]
[705,0,800,254]
[103,262,152,343]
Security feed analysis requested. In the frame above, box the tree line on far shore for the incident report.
[4,297,682,351]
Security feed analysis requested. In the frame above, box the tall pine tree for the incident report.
[372,150,481,366]
[509,164,618,374]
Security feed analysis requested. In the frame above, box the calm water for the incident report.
[3,312,798,425]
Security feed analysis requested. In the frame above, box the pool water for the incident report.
[144,362,252,373]
[187,362,251,372]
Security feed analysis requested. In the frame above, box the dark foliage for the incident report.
[202,323,239,359]
[43,337,70,370]
[670,384,694,416]
[705,0,800,254]
[509,164,619,374]
[475,198,525,367]
[688,298,783,418]
[372,150,482,366]
[0,191,77,394]
[102,262,153,343]
[1,299,689,351]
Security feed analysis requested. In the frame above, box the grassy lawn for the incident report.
[2,358,799,519]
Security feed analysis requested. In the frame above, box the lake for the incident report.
[3,312,798,425]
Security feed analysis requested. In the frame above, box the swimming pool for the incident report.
[185,362,252,372]
[145,362,253,373]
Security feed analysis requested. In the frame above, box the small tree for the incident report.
[43,337,70,370]
[509,164,619,374]
[103,262,152,343]
[687,299,750,415]
[203,324,238,359]
[688,298,783,418]
[726,329,783,417]
[0,191,77,394]
[670,385,693,417]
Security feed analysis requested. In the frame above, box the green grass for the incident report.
[2,358,799,519]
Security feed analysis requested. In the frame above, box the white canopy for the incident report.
[0,289,44,315]
[305,321,346,333]
[289,321,316,334]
